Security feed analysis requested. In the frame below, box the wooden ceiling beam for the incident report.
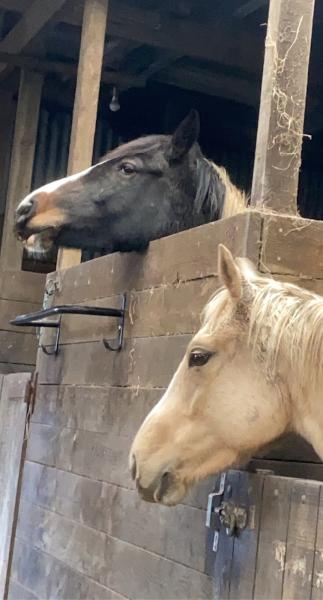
[0,0,264,78]
[234,0,268,19]
[0,0,67,74]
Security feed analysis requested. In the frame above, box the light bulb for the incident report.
[109,86,120,112]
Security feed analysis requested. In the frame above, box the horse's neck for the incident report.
[211,164,247,218]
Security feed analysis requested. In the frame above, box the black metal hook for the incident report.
[103,294,127,351]
[10,295,127,356]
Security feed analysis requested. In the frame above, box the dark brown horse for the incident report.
[14,111,246,256]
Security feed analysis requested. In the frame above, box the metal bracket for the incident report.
[206,473,248,553]
[10,294,127,356]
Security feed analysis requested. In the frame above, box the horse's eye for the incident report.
[120,163,136,175]
[188,350,214,368]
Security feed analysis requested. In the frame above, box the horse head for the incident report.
[130,246,296,505]
[14,110,230,255]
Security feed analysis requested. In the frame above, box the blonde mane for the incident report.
[203,269,323,393]
[212,163,248,218]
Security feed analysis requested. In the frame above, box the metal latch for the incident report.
[206,473,248,552]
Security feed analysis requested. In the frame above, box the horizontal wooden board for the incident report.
[16,501,213,599]
[8,579,38,600]
[47,212,262,304]
[261,214,323,278]
[10,539,125,600]
[0,270,45,303]
[40,277,217,347]
[0,299,40,334]
[0,330,38,365]
[32,384,160,434]
[37,335,190,387]
[0,362,34,374]
[248,459,323,481]
[22,461,207,571]
[257,432,321,464]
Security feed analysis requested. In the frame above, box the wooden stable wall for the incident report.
[7,209,323,599]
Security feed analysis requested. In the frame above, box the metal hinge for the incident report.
[206,473,248,553]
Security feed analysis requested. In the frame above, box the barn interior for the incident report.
[0,0,322,274]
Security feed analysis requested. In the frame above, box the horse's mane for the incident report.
[194,158,247,219]
[203,268,323,392]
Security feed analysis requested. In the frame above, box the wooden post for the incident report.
[251,0,315,213]
[0,69,43,271]
[57,0,108,270]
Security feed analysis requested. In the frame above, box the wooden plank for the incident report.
[38,277,217,348]
[32,385,160,435]
[0,299,40,334]
[0,373,30,599]
[253,475,292,598]
[8,579,37,600]
[234,0,268,19]
[229,471,265,599]
[0,0,67,75]
[0,69,43,271]
[260,213,323,278]
[312,488,323,599]
[37,335,190,386]
[0,91,15,216]
[282,479,320,599]
[0,331,37,365]
[0,363,34,374]
[0,50,142,89]
[57,0,108,270]
[50,213,262,304]
[257,432,321,464]
[251,0,315,213]
[248,459,323,482]
[16,500,213,599]
[0,270,45,303]
[21,461,207,571]
[10,540,125,600]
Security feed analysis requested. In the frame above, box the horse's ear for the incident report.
[166,110,200,162]
[218,244,242,301]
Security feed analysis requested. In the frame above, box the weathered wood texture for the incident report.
[0,69,43,271]
[57,0,108,270]
[251,0,315,213]
[10,211,323,598]
[209,472,323,599]
[0,270,45,372]
[0,373,30,599]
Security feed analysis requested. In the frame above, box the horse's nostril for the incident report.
[130,454,137,480]
[16,198,35,220]
[155,471,172,502]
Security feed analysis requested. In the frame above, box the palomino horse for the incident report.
[130,245,323,505]
[14,111,246,256]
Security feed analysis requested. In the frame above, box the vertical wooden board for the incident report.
[253,475,292,599]
[282,479,320,599]
[57,0,108,269]
[0,69,43,271]
[312,488,323,599]
[0,373,30,599]
[251,0,315,213]
[229,471,265,599]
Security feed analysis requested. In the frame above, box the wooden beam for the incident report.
[155,64,259,107]
[0,0,67,74]
[57,0,108,270]
[0,0,264,79]
[0,51,144,90]
[234,0,268,19]
[0,69,43,271]
[251,0,315,214]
